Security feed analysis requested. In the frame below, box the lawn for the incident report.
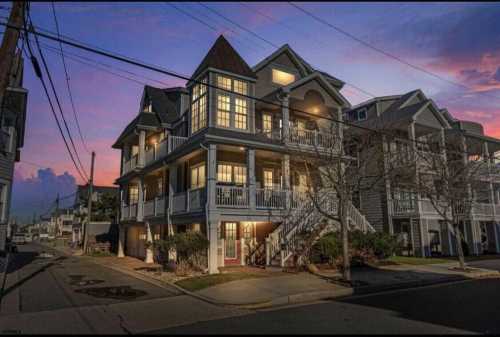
[383,254,500,266]
[175,271,275,292]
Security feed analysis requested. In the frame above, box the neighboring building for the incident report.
[346,89,500,257]
[113,35,372,272]
[72,184,119,245]
[0,51,28,252]
[51,208,75,238]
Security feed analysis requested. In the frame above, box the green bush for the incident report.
[155,231,209,272]
[310,230,402,267]
[310,232,342,264]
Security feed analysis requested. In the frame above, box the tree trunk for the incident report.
[340,199,351,282]
[452,222,467,270]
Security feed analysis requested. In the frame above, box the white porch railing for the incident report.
[288,127,339,149]
[144,200,155,217]
[168,135,187,153]
[216,185,249,207]
[473,202,495,217]
[392,198,418,215]
[256,188,287,209]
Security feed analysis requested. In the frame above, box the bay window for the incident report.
[191,77,207,134]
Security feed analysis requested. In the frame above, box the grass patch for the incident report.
[89,251,113,257]
[383,254,500,266]
[384,256,451,265]
[175,272,272,292]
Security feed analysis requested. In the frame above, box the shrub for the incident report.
[155,231,209,274]
[310,232,342,265]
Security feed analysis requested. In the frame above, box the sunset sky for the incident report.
[5,2,500,221]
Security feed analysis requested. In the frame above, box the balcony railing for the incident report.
[287,127,339,150]
[122,154,138,175]
[144,196,167,218]
[168,136,187,153]
[391,198,417,215]
[216,185,249,207]
[172,188,206,213]
[121,203,137,220]
[256,188,287,209]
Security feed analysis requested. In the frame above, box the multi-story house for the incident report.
[0,51,27,253]
[346,89,500,257]
[113,35,372,273]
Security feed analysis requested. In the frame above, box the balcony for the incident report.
[123,154,138,175]
[256,188,287,209]
[216,185,249,207]
[391,198,417,215]
[121,203,138,220]
[144,136,188,166]
[172,188,206,214]
[287,127,340,151]
[144,196,167,218]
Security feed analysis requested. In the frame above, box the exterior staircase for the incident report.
[265,190,375,268]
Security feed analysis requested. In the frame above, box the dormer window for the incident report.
[351,108,367,121]
[272,68,295,86]
[144,99,153,113]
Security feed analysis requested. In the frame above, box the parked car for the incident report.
[12,233,26,245]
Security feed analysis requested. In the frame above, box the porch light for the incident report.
[239,146,245,151]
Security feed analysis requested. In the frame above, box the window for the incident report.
[129,186,139,204]
[191,77,208,133]
[157,177,163,196]
[351,108,367,121]
[235,98,247,130]
[144,99,153,112]
[224,222,237,258]
[262,113,272,136]
[217,164,232,183]
[217,164,247,185]
[217,75,232,91]
[154,233,161,241]
[234,80,247,95]
[297,173,308,192]
[263,169,274,189]
[217,94,231,127]
[272,68,295,86]
[234,166,247,185]
[190,163,206,189]
[216,75,249,130]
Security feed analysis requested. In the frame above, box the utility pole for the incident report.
[0,1,25,131]
[83,151,95,254]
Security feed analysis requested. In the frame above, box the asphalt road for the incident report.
[150,278,500,334]
[1,243,179,314]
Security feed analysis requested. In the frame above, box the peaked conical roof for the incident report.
[190,35,256,81]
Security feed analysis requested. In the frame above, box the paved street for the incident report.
[0,243,247,334]
[150,278,500,334]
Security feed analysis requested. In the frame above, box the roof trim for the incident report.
[282,71,351,107]
[252,44,310,77]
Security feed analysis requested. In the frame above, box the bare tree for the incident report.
[288,118,387,282]
[386,128,493,270]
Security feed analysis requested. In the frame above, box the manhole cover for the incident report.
[75,286,147,300]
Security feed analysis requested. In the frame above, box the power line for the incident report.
[3,19,495,159]
[51,2,90,154]
[26,9,89,180]
[198,2,279,50]
[289,2,500,102]
[21,12,88,183]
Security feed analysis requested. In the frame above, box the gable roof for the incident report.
[282,72,350,107]
[190,35,256,81]
[252,44,345,89]
[112,112,162,149]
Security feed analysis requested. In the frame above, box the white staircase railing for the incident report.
[265,190,374,267]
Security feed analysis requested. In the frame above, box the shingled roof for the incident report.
[190,35,256,81]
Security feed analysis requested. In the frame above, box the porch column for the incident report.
[247,148,256,210]
[207,144,219,274]
[118,225,125,258]
[462,136,478,254]
[281,92,290,142]
[138,130,146,167]
[137,177,145,221]
[282,154,291,208]
[145,222,154,264]
[382,135,394,234]
[484,143,496,210]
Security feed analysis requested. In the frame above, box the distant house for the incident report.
[0,51,28,253]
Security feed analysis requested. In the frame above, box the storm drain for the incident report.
[75,286,147,300]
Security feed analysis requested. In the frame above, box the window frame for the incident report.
[190,162,206,189]
[271,68,296,86]
[215,74,249,131]
[191,77,208,134]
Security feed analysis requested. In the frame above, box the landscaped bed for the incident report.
[175,269,282,292]
[381,254,500,266]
